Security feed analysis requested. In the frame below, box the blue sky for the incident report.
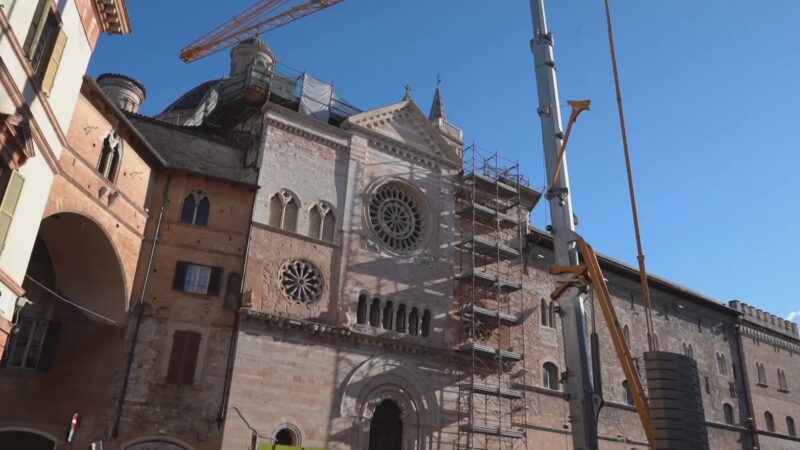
[89,0,800,320]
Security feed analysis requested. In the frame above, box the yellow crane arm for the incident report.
[551,237,655,449]
[180,0,344,63]
[577,238,655,448]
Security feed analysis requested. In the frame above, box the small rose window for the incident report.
[279,259,323,304]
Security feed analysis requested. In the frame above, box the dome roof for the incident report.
[160,78,222,114]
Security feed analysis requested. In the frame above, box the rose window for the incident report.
[279,259,323,304]
[367,183,426,253]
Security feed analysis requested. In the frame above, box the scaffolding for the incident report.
[455,144,537,450]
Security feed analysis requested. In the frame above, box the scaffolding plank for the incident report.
[462,304,521,325]
[456,204,518,229]
[470,382,524,399]
[456,270,522,293]
[461,342,523,362]
[457,235,520,260]
[461,171,520,198]
[461,424,526,439]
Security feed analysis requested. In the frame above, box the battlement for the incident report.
[729,300,799,339]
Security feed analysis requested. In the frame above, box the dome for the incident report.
[160,78,222,115]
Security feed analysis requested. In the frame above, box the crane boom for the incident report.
[180,0,344,62]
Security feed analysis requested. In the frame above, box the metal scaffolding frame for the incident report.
[455,144,530,450]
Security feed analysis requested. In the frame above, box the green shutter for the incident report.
[0,171,24,252]
[41,28,67,96]
[23,0,48,56]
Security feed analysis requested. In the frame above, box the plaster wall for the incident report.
[0,0,97,341]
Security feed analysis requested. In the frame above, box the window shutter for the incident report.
[41,29,67,96]
[180,332,201,385]
[172,261,188,290]
[37,322,61,372]
[0,171,25,252]
[165,331,186,384]
[23,0,49,56]
[207,267,223,296]
[166,330,201,385]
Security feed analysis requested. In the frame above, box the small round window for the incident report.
[367,182,427,253]
[279,259,323,304]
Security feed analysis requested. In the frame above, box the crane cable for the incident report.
[602,0,655,351]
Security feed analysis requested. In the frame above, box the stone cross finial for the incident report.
[403,84,412,100]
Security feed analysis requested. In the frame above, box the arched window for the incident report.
[756,362,767,384]
[421,309,431,337]
[180,189,210,226]
[409,307,419,336]
[369,297,381,327]
[540,299,549,326]
[787,416,796,437]
[224,272,241,310]
[622,380,634,406]
[778,368,788,390]
[549,301,556,327]
[623,325,631,346]
[717,353,727,375]
[650,332,659,351]
[357,294,368,325]
[97,130,122,182]
[765,411,775,432]
[723,403,735,425]
[268,189,299,232]
[543,362,559,390]
[308,202,336,242]
[395,304,406,332]
[382,301,394,330]
[682,342,694,359]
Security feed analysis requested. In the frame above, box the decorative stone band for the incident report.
[240,308,464,364]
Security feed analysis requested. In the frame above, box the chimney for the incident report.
[229,38,275,76]
[97,73,146,113]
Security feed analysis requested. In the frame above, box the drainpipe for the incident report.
[734,318,760,449]
[217,185,258,427]
[112,174,171,438]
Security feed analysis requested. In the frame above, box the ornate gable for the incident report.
[344,100,460,166]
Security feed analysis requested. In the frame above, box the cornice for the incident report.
[738,321,800,353]
[350,122,460,171]
[92,0,132,34]
[240,308,465,364]
[0,58,59,175]
[264,106,350,151]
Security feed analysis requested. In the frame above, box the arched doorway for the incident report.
[0,213,127,442]
[0,430,55,450]
[368,400,403,450]
[125,440,187,450]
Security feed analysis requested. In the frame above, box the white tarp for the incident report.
[299,73,333,123]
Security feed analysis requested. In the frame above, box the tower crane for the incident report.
[181,1,666,449]
[180,0,343,62]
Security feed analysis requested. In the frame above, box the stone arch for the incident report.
[0,427,57,450]
[122,436,195,450]
[269,421,305,446]
[340,356,439,450]
[33,212,128,322]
